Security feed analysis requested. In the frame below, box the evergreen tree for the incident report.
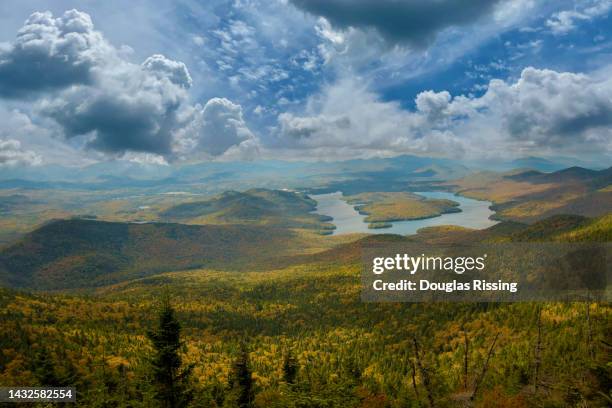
[282,350,298,385]
[231,345,254,408]
[56,359,78,388]
[147,298,193,408]
[32,346,59,386]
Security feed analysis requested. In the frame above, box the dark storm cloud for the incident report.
[0,10,191,156]
[0,10,105,98]
[0,9,256,159]
[37,51,194,156]
[41,83,182,155]
[290,0,501,48]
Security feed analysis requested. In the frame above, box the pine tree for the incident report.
[231,345,254,408]
[147,297,193,408]
[282,350,298,385]
[32,346,59,386]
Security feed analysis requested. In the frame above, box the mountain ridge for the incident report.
[0,218,299,290]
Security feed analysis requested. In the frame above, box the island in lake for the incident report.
[344,191,461,228]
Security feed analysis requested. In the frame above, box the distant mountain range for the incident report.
[506,166,612,186]
[0,156,461,194]
[473,155,608,172]
[2,154,603,191]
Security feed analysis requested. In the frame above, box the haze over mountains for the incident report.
[1,160,610,291]
[0,154,602,188]
[0,145,610,292]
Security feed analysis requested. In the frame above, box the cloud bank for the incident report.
[0,10,106,98]
[0,9,257,162]
[276,67,612,159]
[0,6,610,166]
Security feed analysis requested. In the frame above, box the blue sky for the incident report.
[0,0,611,167]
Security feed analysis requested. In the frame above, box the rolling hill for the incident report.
[160,188,334,231]
[0,218,302,290]
[2,208,610,291]
[451,166,612,223]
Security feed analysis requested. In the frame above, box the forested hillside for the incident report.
[0,214,610,407]
[450,166,612,223]
[0,219,300,289]
[161,189,334,231]
[343,192,461,227]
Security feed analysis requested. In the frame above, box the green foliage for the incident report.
[32,346,59,386]
[454,167,612,223]
[367,222,392,229]
[229,345,254,408]
[282,350,298,385]
[147,298,194,408]
[0,198,610,406]
[509,214,589,241]
[557,214,612,242]
[1,263,610,407]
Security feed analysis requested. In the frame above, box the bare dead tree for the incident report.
[585,300,594,359]
[534,306,543,393]
[471,332,500,401]
[463,331,469,390]
[413,336,435,408]
[410,357,420,403]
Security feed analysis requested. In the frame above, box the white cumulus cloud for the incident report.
[546,0,612,35]
[0,9,256,162]
[0,139,42,166]
[175,97,259,159]
[276,67,612,159]
[0,9,113,98]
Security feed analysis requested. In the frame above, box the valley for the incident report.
[0,159,610,407]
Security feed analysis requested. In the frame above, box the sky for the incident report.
[0,0,611,168]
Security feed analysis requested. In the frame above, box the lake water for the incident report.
[310,191,498,235]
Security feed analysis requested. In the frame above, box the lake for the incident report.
[310,191,498,235]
